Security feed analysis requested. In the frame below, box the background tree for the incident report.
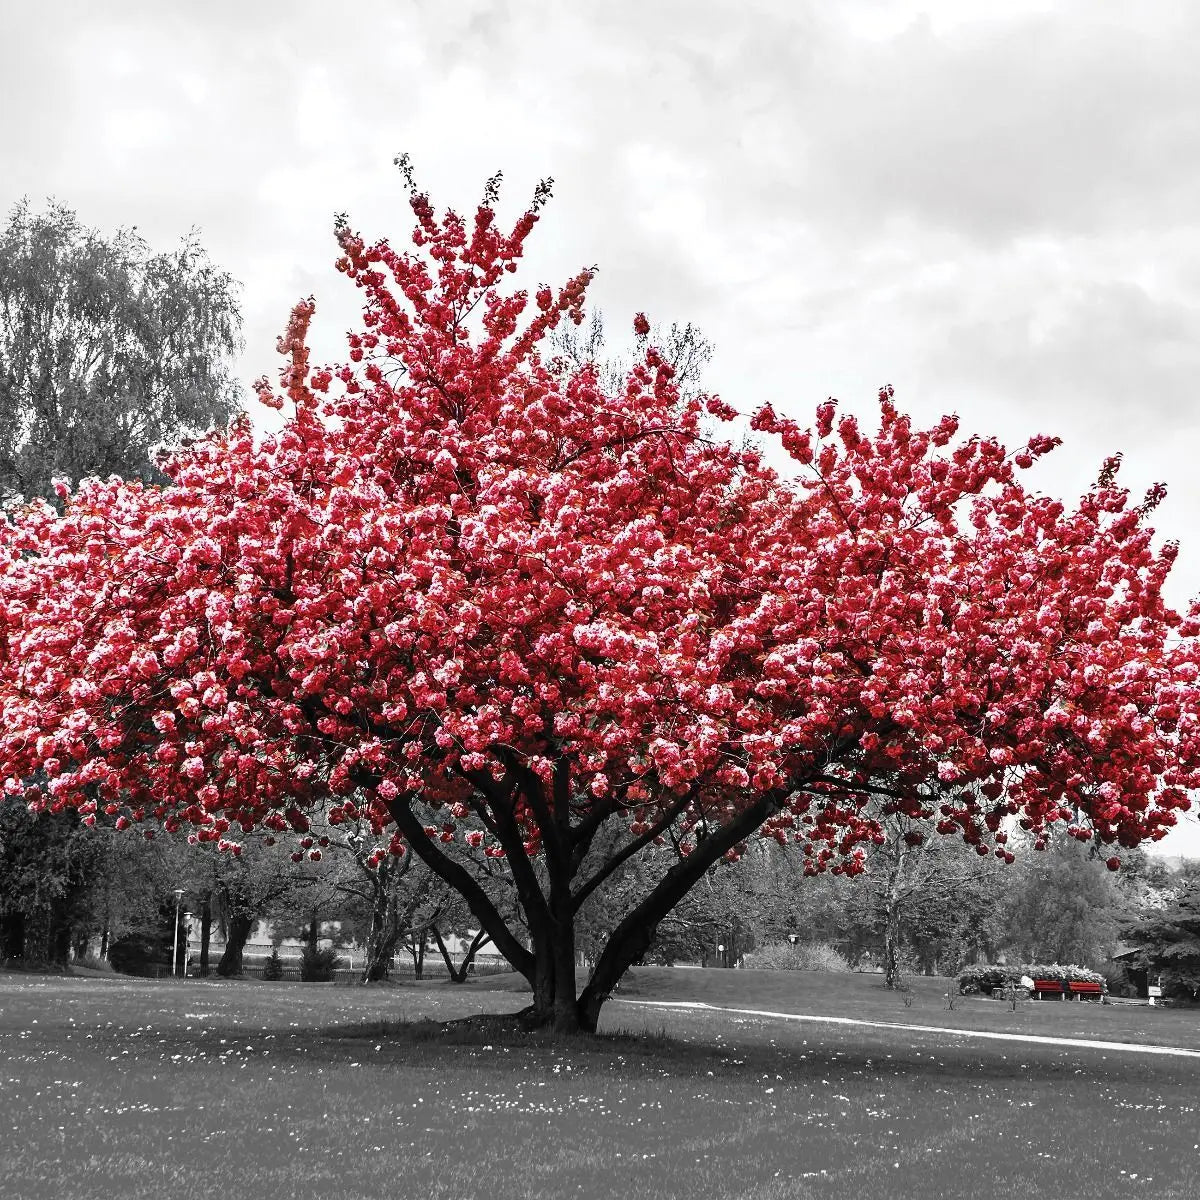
[842,812,1007,986]
[546,308,713,405]
[3,165,1197,1033]
[0,795,104,965]
[998,833,1128,967]
[1121,874,1200,1000]
[0,202,244,967]
[174,838,313,978]
[0,200,243,504]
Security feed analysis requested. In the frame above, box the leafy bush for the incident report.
[107,932,167,976]
[956,965,1012,994]
[957,962,1106,995]
[72,953,113,973]
[299,945,342,982]
[742,941,850,973]
[262,949,285,981]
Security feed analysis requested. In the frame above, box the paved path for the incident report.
[615,997,1200,1060]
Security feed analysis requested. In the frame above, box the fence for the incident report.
[185,958,515,983]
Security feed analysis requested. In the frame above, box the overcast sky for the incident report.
[2,0,1198,853]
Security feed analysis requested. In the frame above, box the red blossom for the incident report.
[0,168,1196,1025]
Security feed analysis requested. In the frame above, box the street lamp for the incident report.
[172,888,184,977]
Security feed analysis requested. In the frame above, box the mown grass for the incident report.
[612,966,1200,1049]
[1,969,1197,1199]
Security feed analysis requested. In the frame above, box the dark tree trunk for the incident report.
[576,793,777,1032]
[883,912,902,989]
[388,771,779,1036]
[361,871,404,983]
[216,913,253,977]
[21,904,51,968]
[432,927,492,983]
[198,894,211,977]
[362,908,403,983]
[50,908,72,967]
[882,852,906,990]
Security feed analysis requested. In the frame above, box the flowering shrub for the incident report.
[0,160,1195,1032]
[957,962,1106,994]
[743,941,850,972]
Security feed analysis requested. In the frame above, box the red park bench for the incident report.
[1031,978,1103,1001]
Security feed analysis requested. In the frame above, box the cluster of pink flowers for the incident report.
[0,174,1195,879]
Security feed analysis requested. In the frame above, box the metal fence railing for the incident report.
[181,959,515,983]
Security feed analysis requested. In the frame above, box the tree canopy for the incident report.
[1,164,1196,1030]
[1123,875,1200,1000]
[0,200,242,505]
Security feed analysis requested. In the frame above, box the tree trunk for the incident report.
[882,849,906,990]
[362,913,403,983]
[50,906,72,968]
[361,876,402,983]
[216,913,253,977]
[21,904,50,968]
[883,911,902,989]
[576,793,778,1032]
[198,894,211,977]
[389,777,778,1036]
[432,927,492,983]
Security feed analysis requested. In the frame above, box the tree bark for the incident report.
[433,926,492,983]
[883,912,901,989]
[392,770,783,1035]
[882,848,906,989]
[362,892,403,982]
[198,893,211,977]
[576,792,779,1032]
[216,913,253,977]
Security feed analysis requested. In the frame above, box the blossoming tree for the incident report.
[2,164,1197,1031]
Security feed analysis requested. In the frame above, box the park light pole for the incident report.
[172,888,184,977]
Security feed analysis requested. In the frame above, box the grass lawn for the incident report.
[1,968,1197,1200]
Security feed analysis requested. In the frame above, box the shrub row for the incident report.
[957,962,1106,995]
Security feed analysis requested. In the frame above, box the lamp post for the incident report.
[172,888,184,977]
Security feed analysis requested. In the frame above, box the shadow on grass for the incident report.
[320,1008,682,1059]
[307,1004,1197,1094]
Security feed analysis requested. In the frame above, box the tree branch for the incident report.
[571,788,696,915]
